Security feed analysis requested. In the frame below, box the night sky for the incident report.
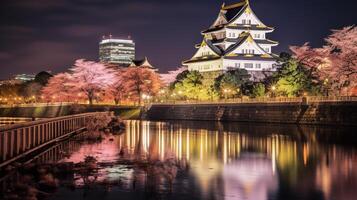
[0,0,356,79]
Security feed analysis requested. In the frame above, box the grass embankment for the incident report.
[117,108,141,119]
[0,105,72,118]
[0,105,142,119]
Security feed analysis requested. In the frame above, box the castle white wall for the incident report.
[187,59,223,72]
[192,43,219,58]
[258,44,273,53]
[223,59,276,71]
[231,39,266,55]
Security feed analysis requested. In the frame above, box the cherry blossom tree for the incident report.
[105,71,127,105]
[42,72,76,102]
[290,26,357,95]
[325,26,357,92]
[160,66,187,85]
[121,66,162,104]
[69,59,116,104]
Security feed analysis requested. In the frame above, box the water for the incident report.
[0,117,35,126]
[1,120,357,200]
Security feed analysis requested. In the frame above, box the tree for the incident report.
[105,72,127,105]
[290,26,357,95]
[273,58,320,97]
[324,26,357,94]
[121,67,161,104]
[160,66,188,86]
[42,73,77,102]
[35,71,53,86]
[169,69,190,90]
[252,83,266,98]
[69,59,116,104]
[22,82,43,101]
[173,71,213,100]
[0,83,22,103]
[214,69,251,98]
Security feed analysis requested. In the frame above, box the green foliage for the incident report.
[169,70,189,90]
[214,69,251,97]
[278,52,292,62]
[274,58,322,97]
[173,71,218,100]
[252,83,266,97]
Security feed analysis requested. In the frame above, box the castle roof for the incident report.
[202,0,273,35]
[221,1,248,22]
[183,0,278,66]
[223,32,251,55]
[224,54,277,61]
[184,31,277,64]
[182,56,221,64]
[204,39,224,55]
[226,24,274,31]
[225,38,278,45]
[129,57,157,70]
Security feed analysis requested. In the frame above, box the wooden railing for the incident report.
[0,112,105,168]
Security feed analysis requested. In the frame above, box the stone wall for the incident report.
[145,102,357,126]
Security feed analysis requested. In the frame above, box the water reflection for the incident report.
[52,120,357,200]
[1,120,356,200]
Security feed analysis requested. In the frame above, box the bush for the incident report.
[252,83,266,98]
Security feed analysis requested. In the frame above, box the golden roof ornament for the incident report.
[221,0,247,10]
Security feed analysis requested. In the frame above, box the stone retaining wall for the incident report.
[145,102,357,126]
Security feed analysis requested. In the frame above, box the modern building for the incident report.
[183,0,279,79]
[129,57,157,71]
[14,74,35,82]
[99,36,135,66]
[0,73,36,86]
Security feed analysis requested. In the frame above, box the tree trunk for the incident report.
[114,98,119,105]
[138,91,141,105]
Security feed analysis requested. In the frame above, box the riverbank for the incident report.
[145,101,357,126]
[0,104,141,120]
[1,101,356,126]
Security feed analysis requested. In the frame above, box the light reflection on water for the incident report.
[51,120,357,200]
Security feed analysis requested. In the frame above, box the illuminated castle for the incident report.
[183,0,279,78]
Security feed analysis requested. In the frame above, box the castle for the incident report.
[183,0,279,80]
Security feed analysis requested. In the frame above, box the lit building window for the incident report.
[244,63,254,68]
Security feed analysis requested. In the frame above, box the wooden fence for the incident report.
[0,112,105,168]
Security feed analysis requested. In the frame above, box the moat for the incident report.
[1,120,356,200]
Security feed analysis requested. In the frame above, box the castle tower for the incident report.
[183,0,279,80]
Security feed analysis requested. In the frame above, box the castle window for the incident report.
[235,63,240,68]
[255,64,261,69]
[244,63,253,68]
[242,19,246,24]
